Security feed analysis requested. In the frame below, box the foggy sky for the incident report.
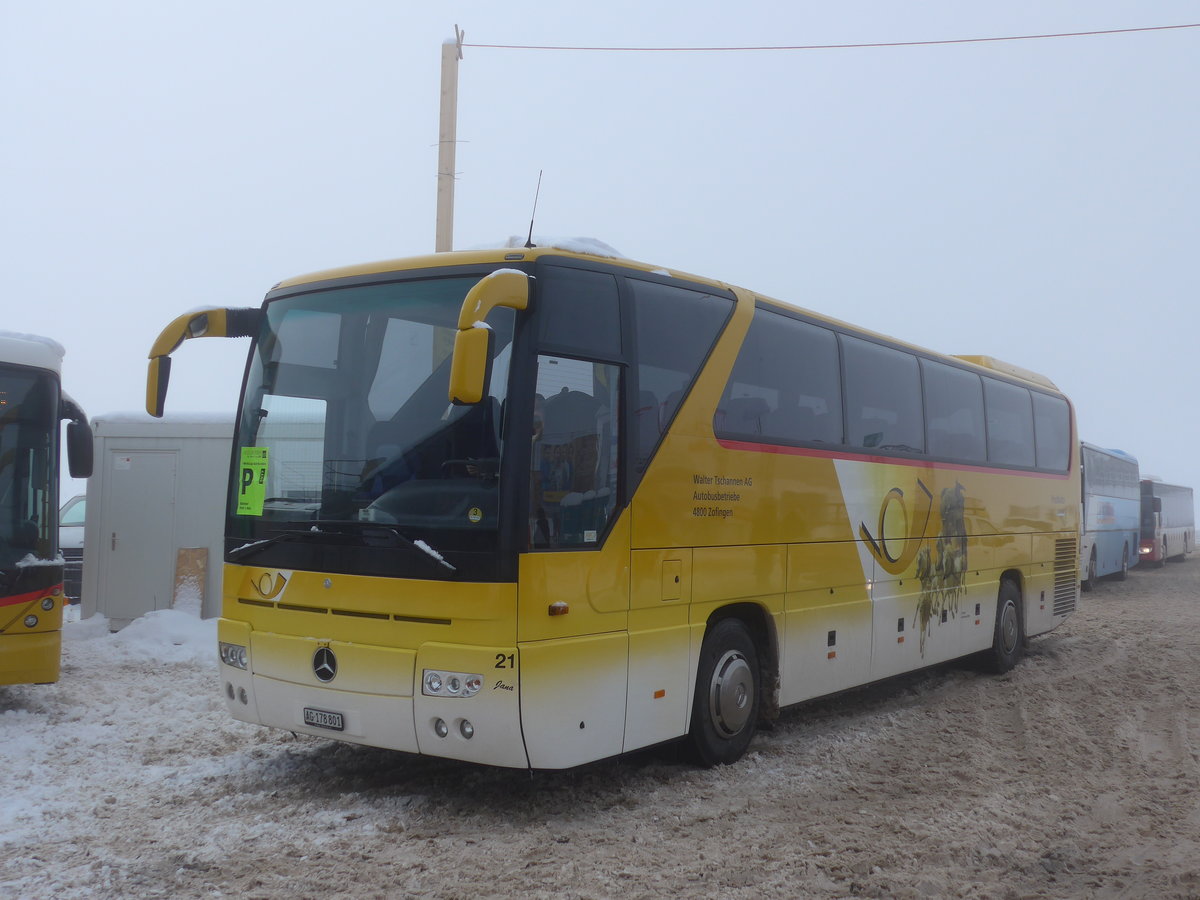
[3,2,1197,499]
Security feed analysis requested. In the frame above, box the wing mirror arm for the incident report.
[146,307,261,416]
[447,271,530,405]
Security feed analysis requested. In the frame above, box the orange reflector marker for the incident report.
[653,689,666,699]
[827,651,836,660]
[548,601,569,616]
[897,636,905,644]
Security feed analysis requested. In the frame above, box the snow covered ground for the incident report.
[4,559,1200,899]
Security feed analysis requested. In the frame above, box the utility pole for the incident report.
[436,25,464,252]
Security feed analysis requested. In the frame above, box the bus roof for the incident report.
[270,242,1061,393]
[1081,442,1138,463]
[0,331,65,375]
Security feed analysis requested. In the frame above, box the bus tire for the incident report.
[981,580,1024,674]
[1081,551,1096,592]
[687,618,759,767]
[1115,546,1129,581]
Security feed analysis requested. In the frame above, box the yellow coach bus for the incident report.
[147,241,1078,768]
[1,332,92,685]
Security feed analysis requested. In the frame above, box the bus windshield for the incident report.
[228,274,516,580]
[0,364,58,571]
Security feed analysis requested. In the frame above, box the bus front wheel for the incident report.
[981,580,1024,674]
[687,618,760,767]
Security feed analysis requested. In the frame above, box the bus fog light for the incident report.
[459,719,474,739]
[226,682,235,700]
[434,718,449,738]
[219,642,248,670]
[24,615,38,628]
[238,687,248,705]
[41,597,55,611]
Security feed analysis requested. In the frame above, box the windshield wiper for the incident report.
[230,520,457,573]
[227,528,327,562]
[362,526,457,572]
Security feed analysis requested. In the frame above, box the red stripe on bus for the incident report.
[715,438,1073,478]
[0,586,59,609]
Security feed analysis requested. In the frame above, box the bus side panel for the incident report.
[624,549,694,753]
[519,632,628,769]
[781,542,871,706]
[516,514,630,645]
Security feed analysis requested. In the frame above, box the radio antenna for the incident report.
[524,170,543,248]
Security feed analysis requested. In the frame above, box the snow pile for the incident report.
[61,601,215,665]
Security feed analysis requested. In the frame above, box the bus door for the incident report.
[516,354,630,769]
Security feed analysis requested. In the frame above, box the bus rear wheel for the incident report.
[1081,550,1097,592]
[980,580,1024,674]
[687,618,760,767]
[1115,546,1129,581]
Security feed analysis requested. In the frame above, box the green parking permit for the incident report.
[237,447,269,516]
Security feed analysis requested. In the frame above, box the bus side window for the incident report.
[983,378,1035,467]
[716,308,842,447]
[629,280,733,472]
[842,335,923,453]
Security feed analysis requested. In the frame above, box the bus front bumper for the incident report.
[217,618,528,768]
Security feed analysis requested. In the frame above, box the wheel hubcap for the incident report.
[1000,600,1019,655]
[709,649,753,737]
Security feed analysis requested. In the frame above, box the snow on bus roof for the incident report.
[488,236,627,258]
[0,330,66,373]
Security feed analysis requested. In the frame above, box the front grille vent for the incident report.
[1053,538,1077,616]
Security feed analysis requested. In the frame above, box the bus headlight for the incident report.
[219,642,248,669]
[24,615,38,628]
[422,669,482,698]
[41,597,55,611]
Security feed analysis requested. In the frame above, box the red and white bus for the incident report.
[1138,479,1194,566]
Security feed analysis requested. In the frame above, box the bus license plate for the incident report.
[302,707,345,731]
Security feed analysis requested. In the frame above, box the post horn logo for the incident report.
[859,479,934,576]
[250,572,288,601]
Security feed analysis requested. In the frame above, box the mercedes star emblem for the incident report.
[313,647,337,683]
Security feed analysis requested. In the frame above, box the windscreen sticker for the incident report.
[237,447,269,516]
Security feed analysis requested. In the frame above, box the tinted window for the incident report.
[921,359,986,462]
[1032,392,1071,472]
[842,336,923,452]
[630,280,733,470]
[716,309,842,444]
[531,356,621,549]
[1082,445,1137,499]
[538,267,622,359]
[983,378,1035,466]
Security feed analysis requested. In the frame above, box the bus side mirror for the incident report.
[448,270,529,405]
[66,420,93,479]
[61,393,93,479]
[146,307,260,416]
[146,356,171,418]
